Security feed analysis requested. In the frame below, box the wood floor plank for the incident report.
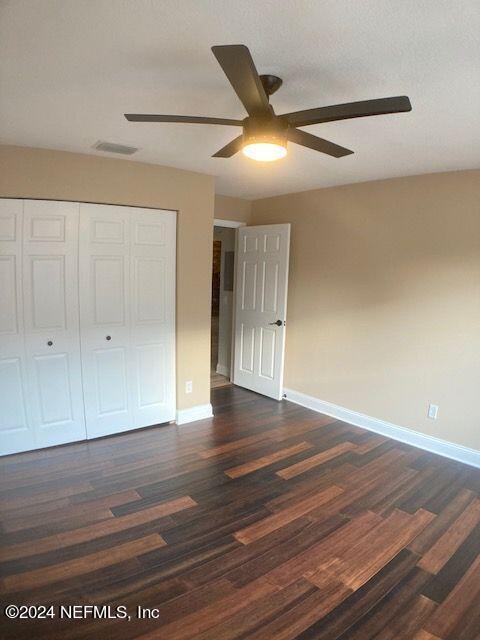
[136,577,279,640]
[293,550,419,640]
[335,568,434,640]
[413,631,442,640]
[233,484,344,545]
[193,579,316,640]
[421,521,480,604]
[0,495,196,561]
[198,433,273,458]
[0,489,141,531]
[225,441,312,478]
[265,510,383,588]
[354,434,389,454]
[417,498,480,574]
[409,487,476,555]
[276,442,357,479]
[245,581,351,640]
[423,553,480,638]
[0,482,93,510]
[319,508,434,591]
[1,533,166,591]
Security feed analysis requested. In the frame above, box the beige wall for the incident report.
[251,170,480,451]
[214,194,252,224]
[2,145,479,451]
[0,145,215,411]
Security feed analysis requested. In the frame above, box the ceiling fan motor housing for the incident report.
[259,74,283,97]
[242,114,288,148]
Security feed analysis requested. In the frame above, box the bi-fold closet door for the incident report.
[0,199,176,456]
[0,199,86,455]
[79,204,176,439]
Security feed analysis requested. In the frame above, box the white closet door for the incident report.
[130,208,176,427]
[79,204,133,439]
[79,204,176,439]
[22,200,86,449]
[0,200,34,455]
[80,204,176,439]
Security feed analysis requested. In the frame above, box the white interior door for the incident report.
[0,200,34,455]
[22,200,86,450]
[79,204,176,439]
[233,224,290,400]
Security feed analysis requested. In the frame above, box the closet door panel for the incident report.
[130,209,176,427]
[0,200,34,455]
[22,200,86,449]
[79,204,133,438]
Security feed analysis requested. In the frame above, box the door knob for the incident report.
[106,335,111,341]
[269,320,284,327]
[47,340,53,346]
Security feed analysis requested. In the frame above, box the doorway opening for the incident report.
[210,223,237,389]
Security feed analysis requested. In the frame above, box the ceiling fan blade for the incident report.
[212,135,244,158]
[282,96,412,127]
[288,128,353,157]
[125,114,243,126]
[211,45,270,116]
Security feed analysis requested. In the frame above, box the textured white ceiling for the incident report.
[1,0,479,198]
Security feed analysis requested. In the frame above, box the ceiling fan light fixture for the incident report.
[241,117,288,162]
[243,141,287,162]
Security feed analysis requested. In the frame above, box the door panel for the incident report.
[94,347,129,414]
[259,327,276,379]
[261,262,279,312]
[135,343,166,408]
[80,204,176,438]
[28,215,66,242]
[241,262,257,310]
[80,204,132,439]
[240,324,255,373]
[90,218,126,243]
[130,209,175,428]
[23,200,86,449]
[0,357,29,432]
[233,224,290,400]
[92,256,126,325]
[33,352,73,424]
[134,258,166,323]
[29,255,66,329]
[0,255,18,334]
[0,200,34,455]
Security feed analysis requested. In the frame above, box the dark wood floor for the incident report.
[1,386,480,639]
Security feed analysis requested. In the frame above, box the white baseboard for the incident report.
[283,388,480,469]
[216,363,230,377]
[176,403,214,425]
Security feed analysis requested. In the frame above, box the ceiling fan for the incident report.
[125,44,412,162]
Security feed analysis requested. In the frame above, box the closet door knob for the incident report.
[106,335,111,341]
[47,340,53,346]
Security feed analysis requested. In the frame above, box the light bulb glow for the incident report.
[242,142,287,162]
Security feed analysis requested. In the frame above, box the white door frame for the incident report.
[213,219,246,229]
[212,218,245,383]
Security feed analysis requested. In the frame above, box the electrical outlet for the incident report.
[185,380,193,394]
[428,403,439,420]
